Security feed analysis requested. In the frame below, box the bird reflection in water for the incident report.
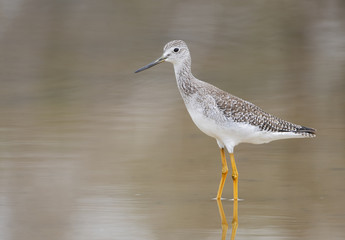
[216,199,238,240]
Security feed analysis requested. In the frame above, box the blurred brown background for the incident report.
[0,1,344,240]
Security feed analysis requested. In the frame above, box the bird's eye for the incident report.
[174,48,179,52]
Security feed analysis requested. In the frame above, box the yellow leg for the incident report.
[216,199,228,240]
[229,153,239,200]
[217,148,228,200]
[231,199,238,240]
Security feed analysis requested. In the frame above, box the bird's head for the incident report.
[135,40,190,73]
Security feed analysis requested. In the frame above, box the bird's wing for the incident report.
[215,92,315,135]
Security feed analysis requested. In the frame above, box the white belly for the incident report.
[186,106,305,153]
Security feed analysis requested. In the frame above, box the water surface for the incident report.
[1,1,345,240]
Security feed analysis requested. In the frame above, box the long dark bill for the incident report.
[135,56,166,73]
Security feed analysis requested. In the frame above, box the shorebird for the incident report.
[135,40,316,200]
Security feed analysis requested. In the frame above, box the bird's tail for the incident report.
[295,126,316,137]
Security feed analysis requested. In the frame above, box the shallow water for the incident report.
[1,1,345,240]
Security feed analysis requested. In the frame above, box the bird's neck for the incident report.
[173,58,196,97]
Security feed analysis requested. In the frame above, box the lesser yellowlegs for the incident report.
[135,40,316,200]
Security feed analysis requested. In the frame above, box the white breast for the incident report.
[185,102,306,153]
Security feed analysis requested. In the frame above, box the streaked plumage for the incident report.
[135,40,316,199]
